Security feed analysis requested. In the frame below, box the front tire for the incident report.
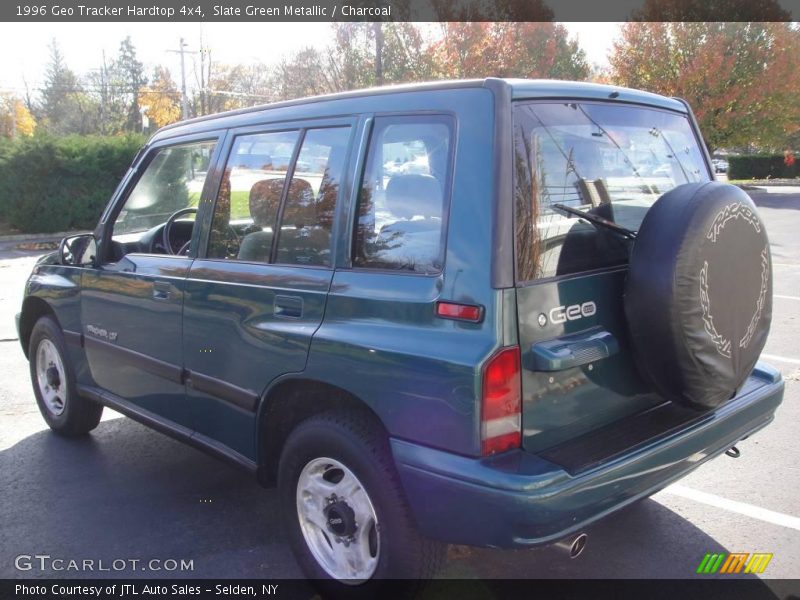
[278,410,445,597]
[29,316,102,436]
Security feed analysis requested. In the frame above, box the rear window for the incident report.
[513,102,710,282]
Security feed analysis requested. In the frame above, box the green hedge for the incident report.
[0,134,146,233]
[727,154,800,180]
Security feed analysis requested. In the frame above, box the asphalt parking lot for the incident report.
[0,188,798,593]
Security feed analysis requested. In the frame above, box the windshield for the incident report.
[514,101,710,281]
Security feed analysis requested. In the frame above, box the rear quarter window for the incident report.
[353,115,454,275]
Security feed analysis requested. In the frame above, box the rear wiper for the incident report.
[552,203,638,240]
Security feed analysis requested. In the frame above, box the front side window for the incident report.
[514,102,709,281]
[353,116,453,274]
[113,141,216,237]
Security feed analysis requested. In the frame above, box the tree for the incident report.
[270,23,380,102]
[265,22,590,103]
[381,23,438,84]
[114,36,147,131]
[608,22,800,151]
[326,23,376,92]
[81,37,147,134]
[431,23,589,80]
[429,0,553,20]
[267,23,436,102]
[84,50,117,134]
[138,67,181,129]
[221,63,274,106]
[197,63,274,113]
[39,39,72,121]
[0,94,37,137]
[272,48,335,101]
[631,0,789,21]
[38,39,96,135]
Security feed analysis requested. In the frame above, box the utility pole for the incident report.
[198,32,210,116]
[167,38,191,120]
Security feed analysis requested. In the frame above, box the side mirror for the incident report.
[59,234,97,267]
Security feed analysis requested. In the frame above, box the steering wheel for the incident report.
[162,207,197,255]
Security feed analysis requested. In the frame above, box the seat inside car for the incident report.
[277,179,327,265]
[237,179,284,262]
[380,174,443,235]
[374,173,444,271]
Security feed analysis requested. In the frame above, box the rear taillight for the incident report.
[481,346,522,456]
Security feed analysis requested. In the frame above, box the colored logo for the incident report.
[696,552,773,574]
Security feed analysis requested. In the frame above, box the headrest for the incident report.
[385,174,443,220]
[281,179,315,227]
[249,179,285,227]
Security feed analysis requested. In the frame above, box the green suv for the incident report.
[17,78,783,593]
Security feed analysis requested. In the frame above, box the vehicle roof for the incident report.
[151,78,688,142]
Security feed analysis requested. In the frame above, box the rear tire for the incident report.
[278,410,445,598]
[28,316,102,436]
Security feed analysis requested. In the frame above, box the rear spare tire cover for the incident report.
[624,182,772,409]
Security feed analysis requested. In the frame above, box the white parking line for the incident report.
[761,353,800,365]
[774,294,800,301]
[662,485,800,531]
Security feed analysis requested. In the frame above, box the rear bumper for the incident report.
[391,363,784,548]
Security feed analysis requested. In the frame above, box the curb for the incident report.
[732,181,800,188]
[0,230,90,243]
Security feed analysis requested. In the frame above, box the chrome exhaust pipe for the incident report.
[553,532,588,559]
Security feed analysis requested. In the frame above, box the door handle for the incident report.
[274,295,303,319]
[528,327,619,372]
[152,281,171,301]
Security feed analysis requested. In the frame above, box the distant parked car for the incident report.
[713,158,729,173]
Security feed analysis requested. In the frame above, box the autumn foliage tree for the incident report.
[0,95,37,138]
[380,23,439,84]
[429,0,553,21]
[272,23,438,102]
[432,23,589,80]
[138,67,181,129]
[609,22,800,151]
[630,0,789,21]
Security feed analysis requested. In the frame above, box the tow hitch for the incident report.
[725,446,741,458]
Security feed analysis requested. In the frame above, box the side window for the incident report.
[353,116,453,274]
[207,130,300,261]
[275,127,351,267]
[113,141,216,238]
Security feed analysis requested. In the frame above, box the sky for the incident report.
[0,22,620,98]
